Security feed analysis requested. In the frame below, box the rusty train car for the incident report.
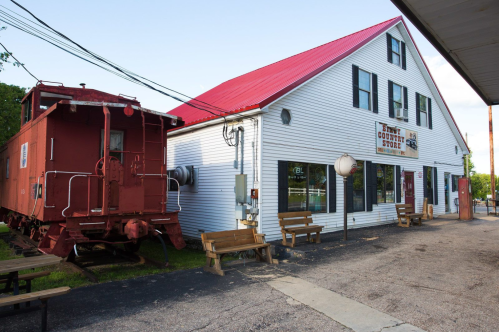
[0,81,186,258]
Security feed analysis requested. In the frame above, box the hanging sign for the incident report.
[20,142,28,168]
[376,122,418,158]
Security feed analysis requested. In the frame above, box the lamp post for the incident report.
[334,154,357,241]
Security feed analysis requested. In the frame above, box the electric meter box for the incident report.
[235,174,247,203]
[235,205,247,219]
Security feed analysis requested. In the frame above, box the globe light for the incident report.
[334,153,357,178]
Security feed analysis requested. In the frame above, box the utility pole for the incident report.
[466,132,469,177]
[489,106,496,214]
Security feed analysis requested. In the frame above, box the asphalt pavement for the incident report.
[2,213,499,332]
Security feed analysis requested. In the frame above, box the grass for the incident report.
[0,224,9,234]
[0,235,209,292]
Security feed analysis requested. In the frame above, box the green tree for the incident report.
[0,83,26,146]
[464,148,475,177]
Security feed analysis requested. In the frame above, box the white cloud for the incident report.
[423,55,498,174]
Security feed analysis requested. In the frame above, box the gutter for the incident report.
[167,108,266,137]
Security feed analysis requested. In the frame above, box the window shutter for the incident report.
[401,41,406,70]
[423,166,428,200]
[366,161,373,211]
[278,161,288,213]
[416,92,421,126]
[396,166,401,203]
[433,167,438,205]
[403,86,408,123]
[352,65,359,108]
[372,73,378,113]
[372,163,378,205]
[328,165,336,213]
[428,98,433,129]
[346,175,354,213]
[386,33,392,63]
[452,175,456,192]
[388,80,394,118]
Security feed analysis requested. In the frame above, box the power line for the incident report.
[0,41,38,81]
[7,0,247,146]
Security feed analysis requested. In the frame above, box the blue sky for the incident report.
[0,1,495,173]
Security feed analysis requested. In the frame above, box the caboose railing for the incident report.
[44,171,92,208]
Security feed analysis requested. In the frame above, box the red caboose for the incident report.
[0,81,185,257]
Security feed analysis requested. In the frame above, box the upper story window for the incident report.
[386,33,406,70]
[22,94,32,125]
[388,81,408,120]
[391,38,401,66]
[359,70,371,110]
[352,65,378,113]
[416,92,432,129]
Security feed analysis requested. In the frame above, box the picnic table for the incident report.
[0,255,62,298]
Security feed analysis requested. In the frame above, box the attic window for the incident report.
[281,109,291,125]
[455,146,458,154]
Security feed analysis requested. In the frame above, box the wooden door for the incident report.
[405,172,415,207]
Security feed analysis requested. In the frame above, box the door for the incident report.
[405,172,415,208]
[444,173,450,213]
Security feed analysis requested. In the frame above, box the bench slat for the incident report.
[279,217,314,227]
[201,228,254,241]
[278,211,312,218]
[0,271,51,284]
[0,287,70,307]
[214,243,269,254]
[283,227,324,235]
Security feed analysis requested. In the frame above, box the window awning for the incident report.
[391,0,499,106]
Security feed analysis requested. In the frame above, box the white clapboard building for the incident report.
[166,16,469,241]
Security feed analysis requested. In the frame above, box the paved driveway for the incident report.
[2,214,498,332]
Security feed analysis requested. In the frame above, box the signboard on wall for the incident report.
[20,142,28,168]
[376,122,418,158]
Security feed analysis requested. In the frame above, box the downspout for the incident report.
[239,126,244,175]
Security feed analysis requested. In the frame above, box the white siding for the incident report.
[260,23,464,240]
[167,118,260,238]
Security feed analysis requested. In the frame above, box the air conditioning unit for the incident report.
[396,108,408,120]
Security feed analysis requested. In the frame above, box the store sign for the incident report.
[20,142,28,168]
[376,122,418,158]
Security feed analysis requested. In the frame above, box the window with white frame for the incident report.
[391,37,401,67]
[100,130,124,163]
[392,83,403,115]
[419,94,428,128]
[359,70,371,110]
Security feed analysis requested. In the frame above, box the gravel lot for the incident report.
[2,213,498,332]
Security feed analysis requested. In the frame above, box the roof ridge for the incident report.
[217,16,401,85]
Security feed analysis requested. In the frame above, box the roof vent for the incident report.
[80,83,86,89]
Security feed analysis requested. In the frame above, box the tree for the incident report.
[0,27,23,73]
[464,148,475,177]
[0,83,26,146]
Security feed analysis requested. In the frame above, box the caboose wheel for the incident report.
[124,241,141,253]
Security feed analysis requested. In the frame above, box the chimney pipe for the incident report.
[80,83,86,89]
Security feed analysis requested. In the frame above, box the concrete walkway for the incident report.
[269,276,425,332]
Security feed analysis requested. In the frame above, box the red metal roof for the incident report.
[168,16,402,127]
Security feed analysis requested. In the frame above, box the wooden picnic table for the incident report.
[0,255,62,306]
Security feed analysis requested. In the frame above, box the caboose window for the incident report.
[101,130,124,163]
[40,92,72,110]
[22,95,32,125]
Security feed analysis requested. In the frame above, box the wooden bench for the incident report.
[201,229,276,276]
[0,286,70,332]
[395,204,424,227]
[0,271,51,296]
[278,211,324,248]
